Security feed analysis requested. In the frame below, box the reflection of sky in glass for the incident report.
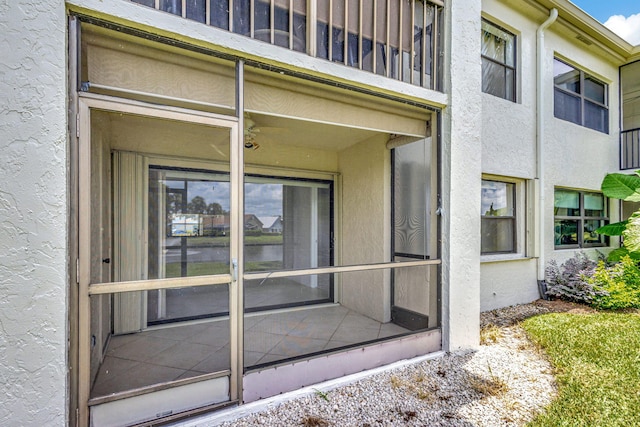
[245,183,283,217]
[187,181,284,216]
[188,181,231,211]
[166,169,335,218]
[553,59,581,94]
[553,59,575,78]
[481,181,508,215]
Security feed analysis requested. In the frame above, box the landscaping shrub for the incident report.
[587,255,640,310]
[545,252,606,304]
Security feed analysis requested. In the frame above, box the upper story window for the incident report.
[553,58,609,133]
[481,179,517,254]
[554,188,609,249]
[481,19,516,102]
[131,0,443,90]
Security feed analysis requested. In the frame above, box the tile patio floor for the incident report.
[90,304,409,398]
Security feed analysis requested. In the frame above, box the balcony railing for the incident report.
[131,0,443,90]
[620,128,640,170]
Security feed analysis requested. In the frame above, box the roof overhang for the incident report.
[522,0,637,64]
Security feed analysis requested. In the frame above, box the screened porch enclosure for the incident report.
[85,102,438,401]
[78,22,440,426]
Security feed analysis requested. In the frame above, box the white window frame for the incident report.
[481,175,527,261]
[481,18,517,102]
[553,57,609,134]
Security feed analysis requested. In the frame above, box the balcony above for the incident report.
[621,128,640,170]
[130,0,444,91]
[621,61,640,170]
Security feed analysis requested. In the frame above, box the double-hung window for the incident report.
[553,58,609,133]
[481,19,516,102]
[554,188,609,248]
[481,179,516,254]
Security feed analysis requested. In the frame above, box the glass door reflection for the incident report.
[147,168,231,324]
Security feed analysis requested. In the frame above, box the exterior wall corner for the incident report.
[0,2,69,425]
[440,0,483,351]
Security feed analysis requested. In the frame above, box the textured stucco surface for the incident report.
[441,0,483,350]
[481,1,538,179]
[479,0,623,310]
[0,1,68,425]
[542,21,622,268]
[479,1,555,310]
[338,135,391,323]
[480,259,538,311]
[479,1,546,311]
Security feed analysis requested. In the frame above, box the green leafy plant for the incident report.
[597,171,640,260]
[587,255,640,310]
[313,388,329,402]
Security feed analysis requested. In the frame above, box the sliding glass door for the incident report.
[144,169,335,326]
[147,168,232,324]
[244,176,334,311]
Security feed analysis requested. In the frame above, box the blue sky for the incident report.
[571,0,639,23]
[571,0,640,44]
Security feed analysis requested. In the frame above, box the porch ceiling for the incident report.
[245,112,382,151]
[103,109,386,154]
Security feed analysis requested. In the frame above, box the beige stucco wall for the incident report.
[543,14,622,266]
[338,135,391,323]
[544,34,621,184]
[440,0,483,350]
[0,1,68,425]
[480,0,542,311]
[480,259,539,311]
[479,0,623,312]
[481,1,538,179]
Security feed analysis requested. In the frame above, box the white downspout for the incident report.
[536,8,558,290]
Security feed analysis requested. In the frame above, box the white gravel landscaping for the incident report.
[185,302,561,426]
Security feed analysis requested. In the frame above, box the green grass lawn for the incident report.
[187,235,283,246]
[165,261,283,277]
[522,312,640,427]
